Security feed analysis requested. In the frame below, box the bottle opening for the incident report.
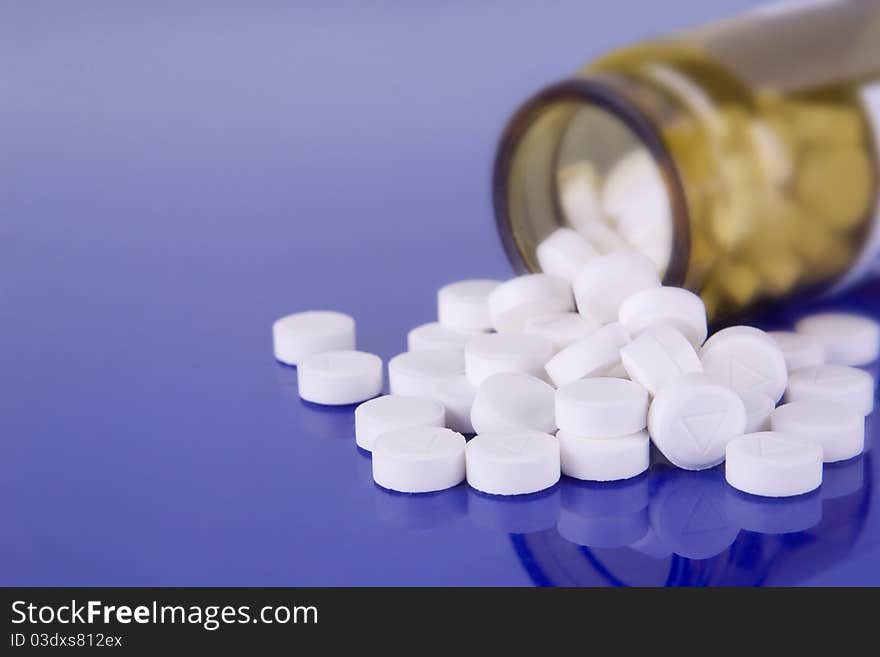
[493,78,689,285]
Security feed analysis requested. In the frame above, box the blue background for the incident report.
[3,0,879,586]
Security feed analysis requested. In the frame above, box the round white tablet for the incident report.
[700,325,788,402]
[620,324,703,396]
[464,333,553,387]
[784,364,874,416]
[487,274,573,333]
[407,322,473,352]
[555,377,649,438]
[354,394,446,452]
[738,389,775,433]
[465,430,560,496]
[557,429,650,481]
[771,400,865,463]
[544,322,629,387]
[536,227,598,281]
[470,372,556,435]
[297,350,383,405]
[372,427,466,493]
[618,286,708,347]
[766,330,825,372]
[795,312,880,366]
[273,311,355,366]
[648,373,747,470]
[725,431,823,497]
[437,279,501,332]
[572,251,660,324]
[428,375,477,434]
[523,312,598,353]
[558,161,601,227]
[388,349,464,396]
[601,149,673,274]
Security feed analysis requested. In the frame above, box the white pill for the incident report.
[273,311,355,366]
[725,431,823,498]
[700,325,788,402]
[372,426,466,493]
[573,251,660,324]
[523,312,599,353]
[771,400,865,463]
[738,389,775,433]
[785,365,874,416]
[555,377,649,438]
[407,322,473,352]
[601,149,673,275]
[437,279,501,332]
[620,324,703,396]
[557,429,650,481]
[297,350,383,405]
[470,372,556,435]
[648,373,747,470]
[465,430,560,496]
[536,228,598,281]
[354,394,446,452]
[766,330,825,372]
[795,312,880,366]
[388,349,464,396]
[464,333,553,387]
[487,274,573,333]
[544,322,629,387]
[429,375,477,434]
[558,161,602,230]
[618,286,708,347]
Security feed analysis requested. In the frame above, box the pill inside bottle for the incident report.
[493,0,880,322]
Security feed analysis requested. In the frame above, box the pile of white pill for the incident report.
[273,240,877,500]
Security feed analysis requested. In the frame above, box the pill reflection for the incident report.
[725,487,822,535]
[556,476,650,548]
[627,527,672,558]
[297,398,358,440]
[821,454,865,500]
[371,483,468,531]
[468,486,560,534]
[649,468,740,560]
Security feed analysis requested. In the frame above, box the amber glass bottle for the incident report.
[494,0,880,320]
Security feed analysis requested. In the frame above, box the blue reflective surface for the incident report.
[3,0,879,586]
